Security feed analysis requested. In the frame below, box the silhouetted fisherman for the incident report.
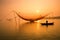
[41,20,54,27]
[46,20,48,24]
[45,20,49,27]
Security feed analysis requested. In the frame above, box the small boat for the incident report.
[41,20,54,25]
[41,23,54,25]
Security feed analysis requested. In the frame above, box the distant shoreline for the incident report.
[45,16,60,19]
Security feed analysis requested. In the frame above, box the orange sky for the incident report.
[0,0,60,19]
[16,0,60,18]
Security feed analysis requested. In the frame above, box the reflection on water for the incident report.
[0,19,60,40]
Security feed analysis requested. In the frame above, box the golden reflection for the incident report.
[19,22,40,36]
[36,20,40,30]
[19,21,48,37]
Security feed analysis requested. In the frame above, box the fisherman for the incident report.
[46,20,48,24]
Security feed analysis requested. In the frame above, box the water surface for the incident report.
[0,19,60,40]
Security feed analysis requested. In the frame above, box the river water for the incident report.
[0,19,60,40]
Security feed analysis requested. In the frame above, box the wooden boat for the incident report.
[41,20,54,25]
[41,23,54,25]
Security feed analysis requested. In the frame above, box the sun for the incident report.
[36,10,40,13]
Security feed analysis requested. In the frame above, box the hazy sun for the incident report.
[36,10,40,13]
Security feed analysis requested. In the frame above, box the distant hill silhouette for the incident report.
[45,16,60,19]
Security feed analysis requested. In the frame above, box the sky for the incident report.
[0,0,60,19]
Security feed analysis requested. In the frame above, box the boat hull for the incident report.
[41,23,54,25]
